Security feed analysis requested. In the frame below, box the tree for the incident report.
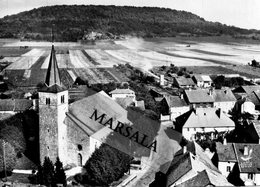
[54,157,66,186]
[78,144,131,186]
[41,157,55,187]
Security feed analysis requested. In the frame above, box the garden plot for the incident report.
[0,57,20,63]
[69,50,90,68]
[41,53,74,69]
[6,48,45,70]
[84,49,123,67]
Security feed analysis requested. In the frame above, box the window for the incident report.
[227,166,231,172]
[248,173,254,180]
[78,144,82,151]
[187,128,189,131]
[46,98,50,105]
[61,95,65,103]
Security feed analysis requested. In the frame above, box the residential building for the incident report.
[184,89,214,109]
[173,77,196,89]
[233,85,260,96]
[233,143,260,185]
[212,89,237,113]
[192,75,212,88]
[109,88,136,100]
[174,108,235,140]
[216,142,237,178]
[166,142,231,187]
[160,95,189,120]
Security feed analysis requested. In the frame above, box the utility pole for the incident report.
[2,139,7,182]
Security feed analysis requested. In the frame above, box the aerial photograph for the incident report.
[0,0,260,186]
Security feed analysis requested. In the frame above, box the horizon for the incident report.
[0,0,260,30]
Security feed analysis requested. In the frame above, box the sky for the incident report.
[1,0,260,30]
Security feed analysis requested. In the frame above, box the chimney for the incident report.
[223,138,227,145]
[244,145,249,156]
[180,93,184,99]
[160,74,164,86]
[183,146,187,154]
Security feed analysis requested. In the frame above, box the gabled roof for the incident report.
[184,89,214,103]
[109,88,135,95]
[233,143,260,173]
[212,89,237,102]
[252,120,260,138]
[193,75,212,82]
[175,77,195,86]
[164,96,188,108]
[216,142,236,162]
[166,142,227,187]
[233,85,260,95]
[176,169,232,187]
[115,97,135,108]
[182,108,235,128]
[0,99,33,112]
[40,45,66,93]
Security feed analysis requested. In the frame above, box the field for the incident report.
[0,36,260,87]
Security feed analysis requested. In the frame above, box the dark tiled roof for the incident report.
[166,153,192,186]
[175,77,195,86]
[115,97,135,108]
[184,89,214,103]
[164,96,188,108]
[216,142,236,162]
[252,120,260,138]
[176,170,211,187]
[39,84,67,93]
[234,86,260,95]
[233,143,260,173]
[45,45,63,87]
[212,89,237,102]
[0,99,33,112]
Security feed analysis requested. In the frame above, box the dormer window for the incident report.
[46,98,50,105]
[61,95,65,103]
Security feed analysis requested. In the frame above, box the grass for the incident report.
[183,65,260,78]
[190,49,234,56]
[0,47,31,57]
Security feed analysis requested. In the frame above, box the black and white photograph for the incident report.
[0,0,260,186]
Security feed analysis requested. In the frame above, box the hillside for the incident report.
[0,5,258,41]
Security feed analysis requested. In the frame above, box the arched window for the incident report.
[78,153,82,166]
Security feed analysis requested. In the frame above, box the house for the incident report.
[233,143,260,185]
[212,89,237,113]
[165,142,232,187]
[234,97,255,114]
[109,88,136,100]
[173,77,196,89]
[192,75,212,88]
[149,86,171,98]
[175,108,235,140]
[184,89,214,109]
[216,142,237,178]
[160,96,189,120]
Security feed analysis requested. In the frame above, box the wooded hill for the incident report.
[0,5,258,41]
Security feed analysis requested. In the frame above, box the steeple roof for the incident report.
[39,45,66,93]
[45,45,62,87]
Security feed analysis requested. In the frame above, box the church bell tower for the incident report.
[38,45,68,164]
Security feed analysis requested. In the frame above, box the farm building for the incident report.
[173,77,196,89]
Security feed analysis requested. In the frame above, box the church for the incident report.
[38,44,152,167]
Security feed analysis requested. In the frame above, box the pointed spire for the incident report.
[45,45,62,87]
